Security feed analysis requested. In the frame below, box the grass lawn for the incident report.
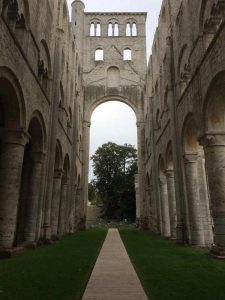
[120,228,225,300]
[0,228,107,300]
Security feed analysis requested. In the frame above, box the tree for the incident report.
[91,142,137,221]
[88,181,102,205]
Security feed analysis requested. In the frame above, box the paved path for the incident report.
[82,228,148,300]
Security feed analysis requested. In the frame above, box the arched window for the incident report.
[108,23,113,36]
[114,23,119,36]
[90,23,95,36]
[132,23,137,36]
[95,49,104,61]
[126,23,131,36]
[96,23,101,36]
[123,48,132,61]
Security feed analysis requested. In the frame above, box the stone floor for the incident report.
[82,228,148,300]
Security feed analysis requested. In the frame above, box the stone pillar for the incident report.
[23,152,45,243]
[200,134,225,256]
[0,130,29,249]
[80,120,91,229]
[159,177,171,238]
[50,169,63,238]
[165,169,177,239]
[183,153,205,246]
[58,176,69,236]
[197,152,213,246]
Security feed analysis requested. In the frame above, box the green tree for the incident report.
[88,181,102,205]
[91,142,137,221]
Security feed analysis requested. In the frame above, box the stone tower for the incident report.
[72,2,147,224]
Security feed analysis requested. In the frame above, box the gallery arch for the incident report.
[0,70,27,249]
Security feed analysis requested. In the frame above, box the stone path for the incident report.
[82,228,148,300]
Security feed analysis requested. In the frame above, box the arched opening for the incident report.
[126,23,131,36]
[108,23,113,36]
[114,23,119,36]
[90,23,95,36]
[182,115,213,246]
[123,48,132,61]
[95,49,104,61]
[201,72,225,253]
[0,71,26,249]
[107,66,120,87]
[88,101,138,225]
[96,23,101,36]
[15,113,46,246]
[132,23,137,36]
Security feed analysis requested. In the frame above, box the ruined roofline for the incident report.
[85,12,147,19]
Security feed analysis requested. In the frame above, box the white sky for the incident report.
[66,0,163,180]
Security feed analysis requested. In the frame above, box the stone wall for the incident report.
[144,0,225,256]
[0,0,85,253]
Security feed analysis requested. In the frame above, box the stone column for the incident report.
[197,151,213,246]
[200,134,225,256]
[50,169,63,238]
[80,120,91,229]
[0,130,29,249]
[165,169,177,239]
[159,177,171,238]
[183,153,205,246]
[58,176,69,237]
[23,152,45,243]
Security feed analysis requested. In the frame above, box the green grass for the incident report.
[0,228,107,300]
[120,229,225,300]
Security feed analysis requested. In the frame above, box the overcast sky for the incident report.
[66,0,163,180]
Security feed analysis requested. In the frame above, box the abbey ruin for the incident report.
[0,0,225,258]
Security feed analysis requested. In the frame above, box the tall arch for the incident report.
[0,67,27,249]
[182,114,212,246]
[200,71,225,254]
[0,67,26,129]
[15,111,47,246]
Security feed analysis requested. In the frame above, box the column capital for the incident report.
[83,120,91,128]
[199,132,225,148]
[183,152,198,164]
[164,169,174,178]
[0,129,30,146]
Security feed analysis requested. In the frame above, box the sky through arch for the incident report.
[89,101,137,180]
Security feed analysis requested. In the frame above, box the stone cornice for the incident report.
[85,12,147,19]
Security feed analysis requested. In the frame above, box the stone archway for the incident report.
[0,68,27,250]
[81,94,145,227]
[201,71,225,256]
[182,114,212,246]
[15,112,46,246]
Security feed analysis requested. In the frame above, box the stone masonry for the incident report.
[1,0,225,258]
